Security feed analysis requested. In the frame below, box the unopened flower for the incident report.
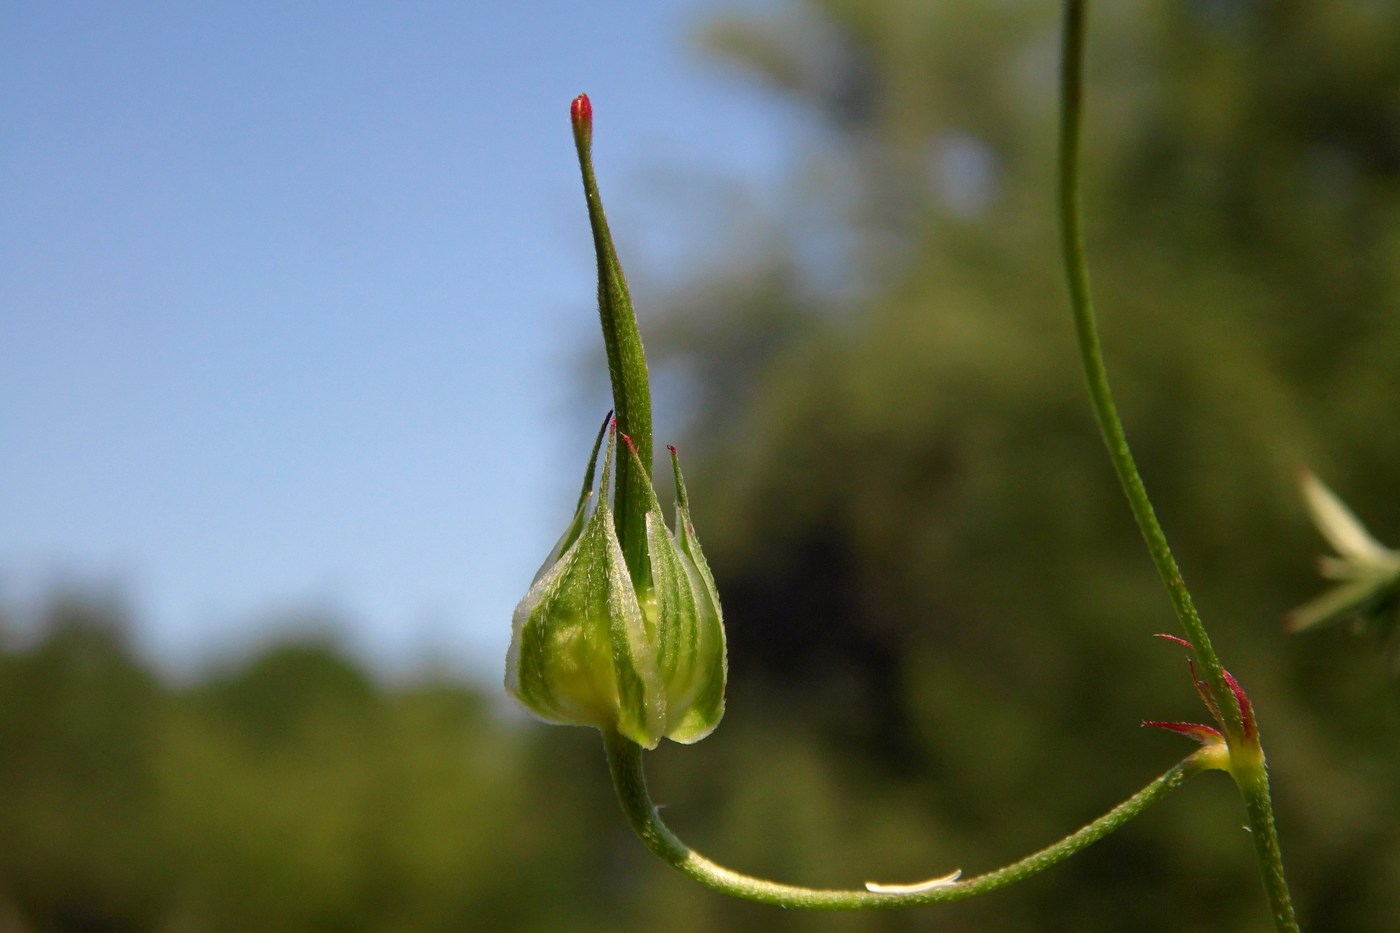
[505,417,726,749]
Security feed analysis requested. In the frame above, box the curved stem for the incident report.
[604,726,1203,910]
[1058,4,1297,929]
[1058,0,1238,740]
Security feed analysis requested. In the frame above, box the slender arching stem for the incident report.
[604,726,1204,910]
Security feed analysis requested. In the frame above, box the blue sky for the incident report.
[1,0,793,682]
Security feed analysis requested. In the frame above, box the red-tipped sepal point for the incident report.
[1143,721,1225,746]
[1221,668,1256,738]
[1152,634,1257,740]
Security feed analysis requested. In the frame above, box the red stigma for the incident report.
[571,93,592,129]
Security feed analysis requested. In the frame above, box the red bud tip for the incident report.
[571,94,592,130]
[608,415,617,435]
[620,432,638,456]
[1154,633,1192,648]
[666,444,677,455]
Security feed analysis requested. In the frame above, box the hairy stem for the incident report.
[1237,758,1299,932]
[1058,3,1296,929]
[1057,0,1238,739]
[605,726,1203,910]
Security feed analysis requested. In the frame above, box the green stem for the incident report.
[572,95,654,582]
[1237,760,1299,932]
[1058,4,1297,929]
[604,726,1203,910]
[1057,0,1239,740]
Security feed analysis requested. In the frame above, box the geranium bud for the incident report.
[506,422,726,748]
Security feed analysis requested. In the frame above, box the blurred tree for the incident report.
[0,609,632,932]
[154,639,620,932]
[0,599,166,931]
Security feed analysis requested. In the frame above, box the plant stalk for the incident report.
[604,726,1202,910]
[1057,3,1297,928]
[1057,0,1238,739]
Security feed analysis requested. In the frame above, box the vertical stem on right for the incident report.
[1237,761,1299,932]
[1057,3,1297,929]
[1057,0,1237,737]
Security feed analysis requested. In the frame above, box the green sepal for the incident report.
[506,429,665,748]
[627,440,727,744]
[670,445,722,614]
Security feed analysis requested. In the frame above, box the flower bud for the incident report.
[506,420,726,748]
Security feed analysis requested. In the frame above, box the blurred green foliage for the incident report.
[4,1,1400,930]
